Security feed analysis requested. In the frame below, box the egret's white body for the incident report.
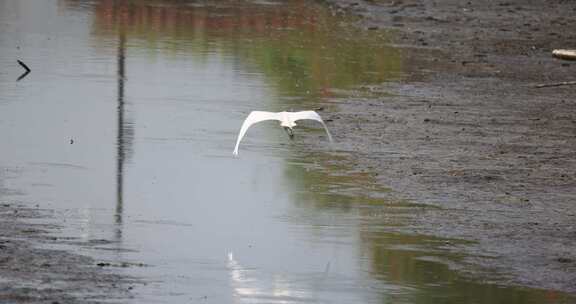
[233,110,332,156]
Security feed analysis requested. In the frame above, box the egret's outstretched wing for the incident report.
[233,111,282,156]
[289,111,333,142]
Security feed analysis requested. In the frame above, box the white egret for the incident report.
[233,110,333,156]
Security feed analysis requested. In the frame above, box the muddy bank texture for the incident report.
[322,0,576,294]
[0,203,138,303]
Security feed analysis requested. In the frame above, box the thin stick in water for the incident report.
[16,60,31,81]
[17,60,31,73]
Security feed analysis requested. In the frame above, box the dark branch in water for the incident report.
[16,70,30,81]
[16,59,31,81]
[534,81,576,88]
[17,60,31,73]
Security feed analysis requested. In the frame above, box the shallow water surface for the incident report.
[0,0,573,303]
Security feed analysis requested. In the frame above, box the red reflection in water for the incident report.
[90,0,322,35]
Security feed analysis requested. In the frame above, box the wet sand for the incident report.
[321,0,576,294]
[0,203,139,303]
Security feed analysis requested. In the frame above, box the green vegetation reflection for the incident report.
[282,153,575,304]
[84,0,402,103]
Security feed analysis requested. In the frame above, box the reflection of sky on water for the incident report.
[0,0,572,303]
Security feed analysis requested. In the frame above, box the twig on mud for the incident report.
[552,49,576,61]
[534,81,576,88]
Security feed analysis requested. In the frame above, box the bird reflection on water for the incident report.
[227,251,313,303]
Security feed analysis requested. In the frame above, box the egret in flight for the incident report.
[233,110,333,156]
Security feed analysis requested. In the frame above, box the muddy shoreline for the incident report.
[0,203,138,303]
[321,0,576,294]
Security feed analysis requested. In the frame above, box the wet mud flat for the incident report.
[321,0,576,294]
[0,203,138,303]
